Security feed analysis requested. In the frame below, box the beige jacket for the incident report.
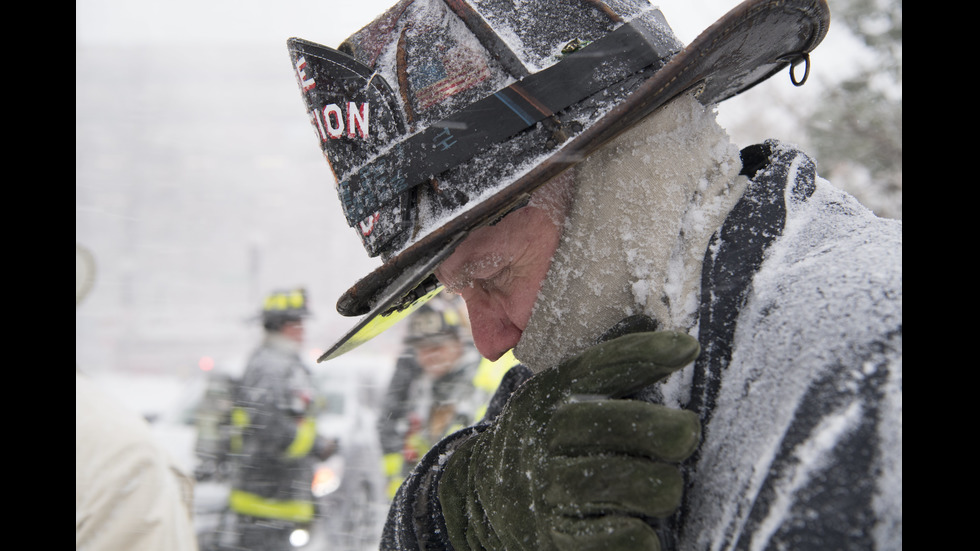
[76,373,198,551]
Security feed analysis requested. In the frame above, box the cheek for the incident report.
[501,238,560,331]
[505,286,540,331]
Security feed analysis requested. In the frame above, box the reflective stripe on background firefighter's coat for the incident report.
[228,408,319,522]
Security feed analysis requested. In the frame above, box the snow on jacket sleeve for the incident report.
[678,141,901,550]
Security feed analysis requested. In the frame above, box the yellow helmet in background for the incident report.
[261,287,311,331]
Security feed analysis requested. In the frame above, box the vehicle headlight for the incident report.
[289,528,311,547]
[312,465,341,497]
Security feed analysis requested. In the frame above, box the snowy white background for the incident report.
[76,0,883,419]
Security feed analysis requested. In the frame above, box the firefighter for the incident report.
[225,288,336,550]
[377,296,510,499]
[285,1,900,549]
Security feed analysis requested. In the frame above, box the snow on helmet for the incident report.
[261,288,311,331]
[288,0,830,361]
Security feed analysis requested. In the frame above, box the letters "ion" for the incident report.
[313,102,370,140]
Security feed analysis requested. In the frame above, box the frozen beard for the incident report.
[514,92,747,373]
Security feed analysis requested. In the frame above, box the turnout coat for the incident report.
[228,334,332,522]
[381,142,902,551]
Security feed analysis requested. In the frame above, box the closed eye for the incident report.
[479,265,512,294]
[440,254,507,295]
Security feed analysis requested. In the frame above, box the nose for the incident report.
[460,293,523,361]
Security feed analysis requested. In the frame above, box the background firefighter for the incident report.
[224,288,336,550]
[377,297,510,499]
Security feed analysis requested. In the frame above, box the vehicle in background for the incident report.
[311,358,389,551]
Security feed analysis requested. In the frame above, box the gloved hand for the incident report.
[438,331,701,551]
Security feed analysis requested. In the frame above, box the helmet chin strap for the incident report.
[514,92,746,373]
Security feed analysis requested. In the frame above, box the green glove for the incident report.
[438,331,701,551]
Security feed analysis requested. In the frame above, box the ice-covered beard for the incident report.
[514,92,747,373]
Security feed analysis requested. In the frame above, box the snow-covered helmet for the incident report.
[261,288,311,332]
[288,0,830,360]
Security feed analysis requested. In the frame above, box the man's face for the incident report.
[435,204,564,361]
[280,320,305,344]
[414,337,464,378]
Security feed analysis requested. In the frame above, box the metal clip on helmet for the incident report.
[287,0,830,361]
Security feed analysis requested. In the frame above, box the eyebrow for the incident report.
[438,253,507,295]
